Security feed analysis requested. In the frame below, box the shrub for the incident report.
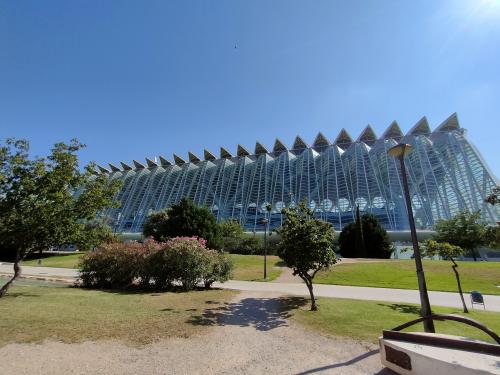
[78,237,232,291]
[79,241,147,289]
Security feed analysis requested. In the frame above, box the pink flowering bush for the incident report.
[79,236,233,291]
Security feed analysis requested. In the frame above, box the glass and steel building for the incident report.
[96,113,499,233]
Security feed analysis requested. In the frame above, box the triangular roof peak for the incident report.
[273,139,288,154]
[313,132,330,148]
[188,152,201,163]
[120,162,133,171]
[435,112,460,133]
[292,136,308,150]
[357,125,377,146]
[133,160,145,169]
[145,158,157,168]
[158,156,171,167]
[255,141,268,155]
[237,144,250,157]
[173,153,186,165]
[97,165,110,174]
[334,128,353,149]
[220,147,232,159]
[408,116,431,136]
[204,149,216,161]
[108,163,121,172]
[382,121,403,140]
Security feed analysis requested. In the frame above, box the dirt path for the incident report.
[0,291,391,374]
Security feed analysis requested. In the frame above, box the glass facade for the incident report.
[97,114,499,233]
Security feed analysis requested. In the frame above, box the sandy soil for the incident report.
[0,291,392,374]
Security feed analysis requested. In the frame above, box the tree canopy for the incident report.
[434,210,488,261]
[0,138,121,297]
[276,202,336,310]
[338,212,393,259]
[143,198,223,250]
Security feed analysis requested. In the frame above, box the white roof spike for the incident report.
[133,160,145,169]
[120,162,133,171]
[382,121,403,140]
[334,128,353,150]
[273,139,288,154]
[220,147,232,159]
[435,112,460,133]
[357,125,377,146]
[313,132,330,148]
[158,156,171,167]
[145,158,158,168]
[173,153,186,165]
[237,144,250,157]
[204,149,216,161]
[255,141,269,155]
[108,163,121,172]
[188,152,201,163]
[408,116,431,136]
[292,136,308,150]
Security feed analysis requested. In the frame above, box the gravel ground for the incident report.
[0,291,392,374]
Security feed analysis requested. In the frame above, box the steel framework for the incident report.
[95,113,499,232]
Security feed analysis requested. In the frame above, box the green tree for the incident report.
[143,198,223,249]
[0,138,121,297]
[485,186,500,206]
[422,240,468,313]
[434,211,488,262]
[73,217,117,252]
[218,219,244,239]
[276,202,337,311]
[338,213,393,258]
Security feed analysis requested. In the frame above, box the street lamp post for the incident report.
[262,203,272,280]
[388,143,435,333]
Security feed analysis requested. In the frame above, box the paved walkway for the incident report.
[1,263,499,312]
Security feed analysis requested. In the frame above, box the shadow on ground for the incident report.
[187,296,308,331]
[296,349,396,374]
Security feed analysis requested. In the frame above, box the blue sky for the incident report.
[1,0,499,177]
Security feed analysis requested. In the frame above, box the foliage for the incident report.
[338,213,393,259]
[276,202,336,310]
[79,237,233,291]
[485,225,500,249]
[73,217,117,252]
[434,210,488,261]
[219,219,245,239]
[485,186,500,206]
[0,138,121,297]
[142,198,223,249]
[223,234,263,255]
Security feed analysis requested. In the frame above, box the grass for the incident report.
[315,260,500,295]
[23,253,84,268]
[289,296,500,344]
[230,254,283,281]
[22,252,284,282]
[0,280,236,347]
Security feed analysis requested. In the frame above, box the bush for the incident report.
[78,237,233,291]
[143,198,223,250]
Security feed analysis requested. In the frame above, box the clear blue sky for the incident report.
[1,0,499,177]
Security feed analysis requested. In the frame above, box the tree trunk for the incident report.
[470,249,477,262]
[0,253,22,298]
[451,260,469,313]
[304,279,317,311]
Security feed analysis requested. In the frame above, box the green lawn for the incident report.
[315,260,500,295]
[24,253,84,268]
[289,296,500,344]
[230,254,283,281]
[0,280,236,347]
